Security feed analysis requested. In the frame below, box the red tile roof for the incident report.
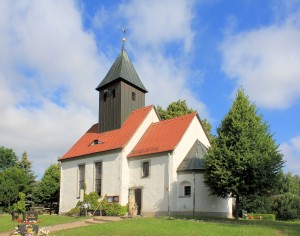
[128,113,196,158]
[60,105,154,160]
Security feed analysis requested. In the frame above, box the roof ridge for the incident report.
[131,104,154,113]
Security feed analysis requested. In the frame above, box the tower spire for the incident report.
[122,26,126,50]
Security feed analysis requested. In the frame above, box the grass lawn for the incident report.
[53,217,300,236]
[0,214,86,232]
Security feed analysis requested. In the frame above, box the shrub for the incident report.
[65,207,80,216]
[104,203,127,216]
[271,193,300,221]
[98,196,127,216]
[84,192,100,210]
[241,194,272,214]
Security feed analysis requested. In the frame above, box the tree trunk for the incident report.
[234,195,240,220]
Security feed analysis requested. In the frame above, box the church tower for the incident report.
[96,46,147,133]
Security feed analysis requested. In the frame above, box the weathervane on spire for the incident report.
[122,26,126,50]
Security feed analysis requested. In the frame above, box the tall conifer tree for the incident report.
[204,89,284,219]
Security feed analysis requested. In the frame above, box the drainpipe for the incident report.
[193,170,195,216]
[167,153,172,217]
[119,152,122,204]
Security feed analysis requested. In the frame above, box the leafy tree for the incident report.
[33,164,60,206]
[204,89,284,220]
[277,172,300,195]
[0,166,30,212]
[13,192,26,212]
[157,100,195,120]
[0,146,18,170]
[271,193,300,220]
[201,119,215,142]
[157,100,213,140]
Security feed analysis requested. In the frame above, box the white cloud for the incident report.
[0,0,209,178]
[0,0,108,177]
[280,136,300,175]
[119,0,195,52]
[135,52,208,117]
[220,12,300,109]
[117,0,208,118]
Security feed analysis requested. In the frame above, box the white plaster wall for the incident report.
[176,173,232,217]
[59,150,121,213]
[119,107,159,205]
[128,154,169,215]
[168,116,232,217]
[169,116,209,211]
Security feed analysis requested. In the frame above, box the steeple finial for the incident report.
[122,26,126,50]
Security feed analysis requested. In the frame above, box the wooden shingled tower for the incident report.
[96,46,147,133]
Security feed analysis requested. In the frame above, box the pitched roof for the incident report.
[128,113,196,158]
[177,140,207,172]
[60,105,154,160]
[96,49,147,93]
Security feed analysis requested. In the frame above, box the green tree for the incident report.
[0,166,30,212]
[277,172,300,195]
[33,164,60,206]
[157,100,195,120]
[18,151,36,184]
[157,100,213,140]
[13,192,26,212]
[0,146,18,170]
[204,89,284,220]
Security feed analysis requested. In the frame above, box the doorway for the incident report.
[134,188,142,215]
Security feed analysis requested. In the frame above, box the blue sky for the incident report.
[0,0,300,178]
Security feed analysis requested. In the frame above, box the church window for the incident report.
[179,181,191,197]
[112,89,116,98]
[132,92,136,101]
[103,93,107,102]
[142,161,150,178]
[184,186,191,196]
[95,162,102,196]
[78,164,85,195]
[107,196,119,203]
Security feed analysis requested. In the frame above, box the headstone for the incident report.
[18,224,39,236]
[11,211,19,221]
[23,211,38,223]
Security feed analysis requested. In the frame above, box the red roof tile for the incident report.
[60,105,154,160]
[128,113,196,158]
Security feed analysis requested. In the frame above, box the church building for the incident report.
[58,43,232,217]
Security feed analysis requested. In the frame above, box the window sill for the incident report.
[179,195,191,198]
[141,176,150,179]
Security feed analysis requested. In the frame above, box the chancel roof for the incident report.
[96,49,147,92]
[177,140,208,172]
[128,113,196,158]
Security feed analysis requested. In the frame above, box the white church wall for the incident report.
[169,116,209,211]
[176,173,232,217]
[168,116,232,217]
[128,153,169,216]
[59,150,121,214]
[120,107,160,205]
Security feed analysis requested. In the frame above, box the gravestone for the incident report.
[11,211,19,221]
[18,224,39,236]
[23,211,38,222]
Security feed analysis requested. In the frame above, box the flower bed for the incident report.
[246,214,276,220]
